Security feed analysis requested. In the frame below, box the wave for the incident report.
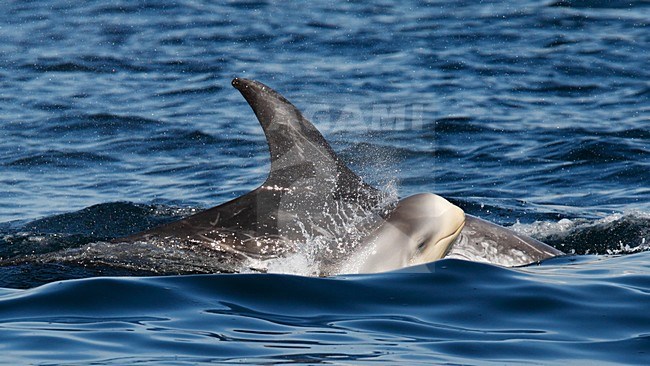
[512,211,650,255]
[1,254,649,363]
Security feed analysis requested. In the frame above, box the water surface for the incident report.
[0,0,648,364]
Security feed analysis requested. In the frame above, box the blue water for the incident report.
[1,0,649,364]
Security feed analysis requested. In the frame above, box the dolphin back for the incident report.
[119,79,385,253]
[446,215,563,266]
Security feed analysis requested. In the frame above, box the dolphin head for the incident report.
[393,193,466,265]
[341,193,465,274]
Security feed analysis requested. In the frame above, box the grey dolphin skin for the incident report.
[447,215,563,267]
[117,78,562,274]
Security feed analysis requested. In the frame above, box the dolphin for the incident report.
[446,215,563,267]
[116,78,562,274]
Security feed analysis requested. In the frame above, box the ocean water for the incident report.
[1,0,649,364]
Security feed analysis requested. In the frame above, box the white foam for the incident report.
[510,210,650,255]
[510,217,580,238]
[262,251,319,276]
[247,182,399,276]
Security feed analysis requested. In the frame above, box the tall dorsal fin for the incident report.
[120,78,383,244]
[232,78,338,167]
[232,78,380,204]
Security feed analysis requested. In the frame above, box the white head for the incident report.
[341,193,465,274]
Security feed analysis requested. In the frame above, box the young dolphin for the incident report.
[117,78,562,274]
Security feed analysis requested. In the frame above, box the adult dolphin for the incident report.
[117,78,562,274]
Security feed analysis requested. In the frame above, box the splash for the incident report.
[249,181,399,276]
[510,211,650,255]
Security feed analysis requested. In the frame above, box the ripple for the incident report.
[513,82,602,96]
[25,56,149,73]
[43,113,164,135]
[5,151,117,168]
[549,0,645,9]
[158,85,223,97]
